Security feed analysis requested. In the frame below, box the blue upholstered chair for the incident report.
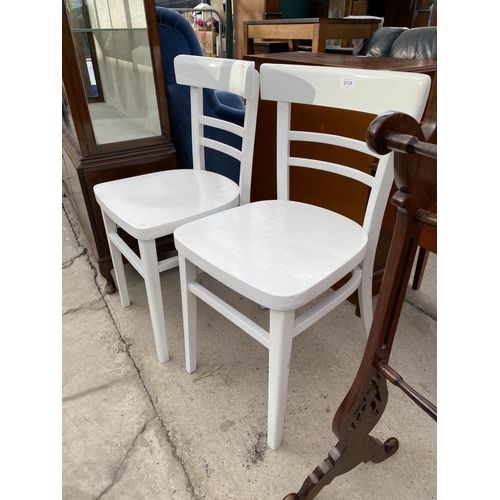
[156,6,246,184]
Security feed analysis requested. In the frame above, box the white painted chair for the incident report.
[174,63,431,450]
[93,55,259,363]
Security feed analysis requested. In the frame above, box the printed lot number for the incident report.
[341,77,355,87]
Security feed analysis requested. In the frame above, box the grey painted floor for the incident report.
[62,196,436,499]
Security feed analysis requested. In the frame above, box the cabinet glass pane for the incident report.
[64,0,162,145]
[62,83,77,141]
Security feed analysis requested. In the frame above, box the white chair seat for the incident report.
[94,170,240,241]
[174,200,368,311]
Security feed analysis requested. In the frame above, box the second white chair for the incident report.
[174,64,431,449]
[93,55,259,363]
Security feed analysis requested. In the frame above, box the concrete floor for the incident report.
[62,196,436,500]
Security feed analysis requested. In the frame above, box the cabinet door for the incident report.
[63,0,168,152]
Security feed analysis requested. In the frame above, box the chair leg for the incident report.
[358,269,373,337]
[179,254,197,374]
[268,309,295,450]
[101,211,130,307]
[138,239,169,363]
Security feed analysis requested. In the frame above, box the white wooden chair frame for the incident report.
[94,55,259,363]
[175,64,431,449]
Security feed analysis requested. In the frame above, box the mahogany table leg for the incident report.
[245,24,254,55]
[98,259,116,294]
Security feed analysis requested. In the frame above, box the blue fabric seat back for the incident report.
[156,7,245,184]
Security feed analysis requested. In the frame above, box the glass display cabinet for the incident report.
[62,0,177,293]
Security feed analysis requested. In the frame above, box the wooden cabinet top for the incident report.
[244,52,437,74]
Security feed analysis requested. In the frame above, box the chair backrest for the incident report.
[156,7,246,183]
[174,55,259,205]
[259,63,431,267]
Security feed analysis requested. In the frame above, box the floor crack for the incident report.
[62,248,87,269]
[157,415,201,500]
[62,298,106,316]
[107,320,201,499]
[64,200,200,500]
[99,291,200,499]
[94,416,156,500]
[404,296,437,321]
[62,376,136,402]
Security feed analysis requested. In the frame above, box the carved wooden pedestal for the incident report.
[283,110,437,499]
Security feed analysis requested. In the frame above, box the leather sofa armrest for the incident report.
[358,27,408,57]
[389,27,437,60]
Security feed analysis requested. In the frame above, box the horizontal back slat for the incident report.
[289,157,375,187]
[201,115,244,138]
[200,137,242,162]
[289,131,382,158]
